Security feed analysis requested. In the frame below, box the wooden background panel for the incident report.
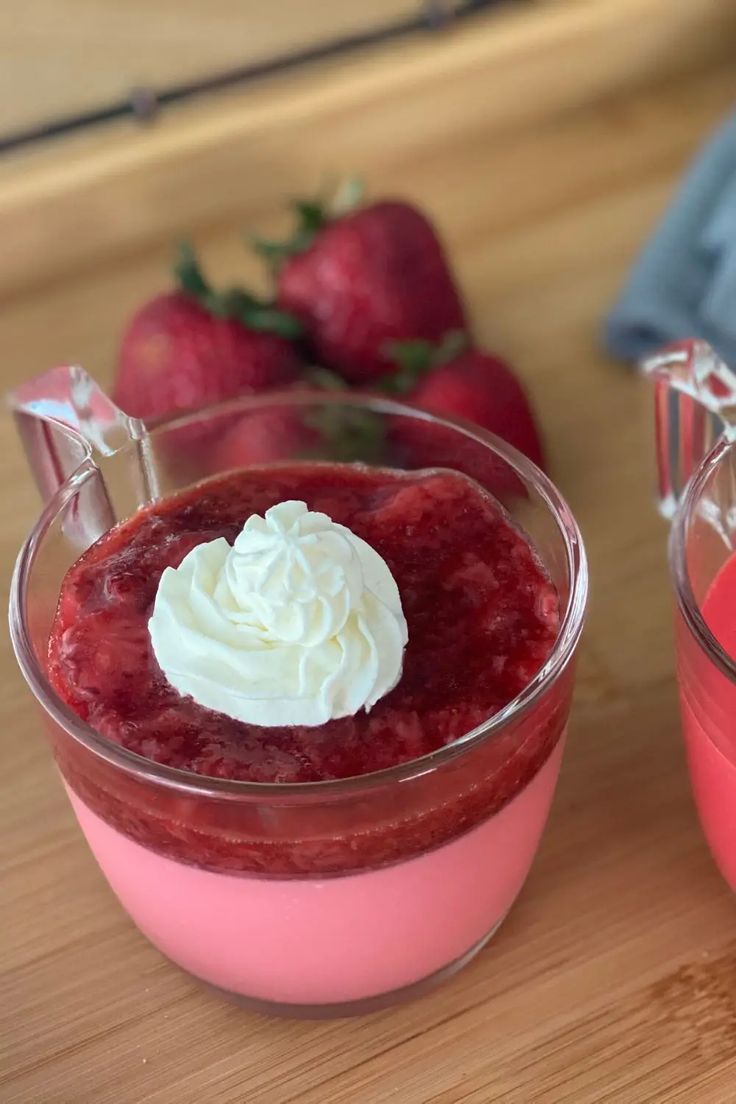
[0,0,418,134]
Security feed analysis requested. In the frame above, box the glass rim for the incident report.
[10,389,588,802]
[670,434,736,683]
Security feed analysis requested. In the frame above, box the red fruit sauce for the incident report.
[48,463,569,874]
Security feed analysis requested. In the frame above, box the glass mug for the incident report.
[645,339,736,891]
[9,367,588,1016]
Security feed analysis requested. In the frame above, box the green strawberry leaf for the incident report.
[234,302,304,339]
[381,330,471,394]
[174,241,211,298]
[306,405,387,464]
[173,242,303,339]
[381,339,435,395]
[292,200,327,233]
[251,227,316,268]
[250,178,365,272]
[304,365,349,391]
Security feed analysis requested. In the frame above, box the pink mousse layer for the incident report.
[67,738,563,1006]
[678,552,736,890]
[680,697,736,888]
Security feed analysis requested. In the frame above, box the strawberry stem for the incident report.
[381,330,470,395]
[251,178,364,270]
[293,200,327,234]
[381,340,435,395]
[174,241,211,298]
[306,405,386,465]
[174,241,304,339]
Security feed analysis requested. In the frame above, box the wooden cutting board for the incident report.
[3,2,736,1101]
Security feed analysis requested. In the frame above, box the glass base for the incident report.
[187,914,506,1019]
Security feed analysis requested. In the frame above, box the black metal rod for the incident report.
[0,0,525,156]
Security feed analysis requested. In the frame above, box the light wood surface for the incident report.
[4,2,736,1102]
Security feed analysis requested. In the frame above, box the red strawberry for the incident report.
[113,244,304,440]
[256,197,466,385]
[211,390,393,474]
[210,406,314,473]
[414,354,543,470]
[383,334,545,498]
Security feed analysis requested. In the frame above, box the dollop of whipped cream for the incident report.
[148,500,408,728]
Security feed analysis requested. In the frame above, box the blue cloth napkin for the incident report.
[604,112,736,364]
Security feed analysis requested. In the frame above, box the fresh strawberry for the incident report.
[414,353,545,470]
[211,364,395,473]
[113,244,304,440]
[210,405,314,472]
[381,334,544,499]
[255,195,466,384]
[384,333,545,469]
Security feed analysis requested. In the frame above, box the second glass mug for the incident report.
[645,339,736,893]
[9,368,587,1017]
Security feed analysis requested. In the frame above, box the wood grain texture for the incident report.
[3,3,736,1102]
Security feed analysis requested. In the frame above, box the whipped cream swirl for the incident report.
[148,500,408,728]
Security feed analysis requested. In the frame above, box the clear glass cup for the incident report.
[9,369,587,1017]
[645,340,736,890]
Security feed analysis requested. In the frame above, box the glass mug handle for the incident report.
[7,365,158,546]
[7,364,150,505]
[641,339,736,520]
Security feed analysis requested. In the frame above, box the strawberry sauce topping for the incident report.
[49,465,559,784]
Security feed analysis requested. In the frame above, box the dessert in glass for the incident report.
[645,340,736,892]
[9,369,587,1016]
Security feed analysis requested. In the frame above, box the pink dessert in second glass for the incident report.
[678,552,736,890]
[47,462,569,1010]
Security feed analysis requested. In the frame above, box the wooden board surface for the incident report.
[4,4,736,1103]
